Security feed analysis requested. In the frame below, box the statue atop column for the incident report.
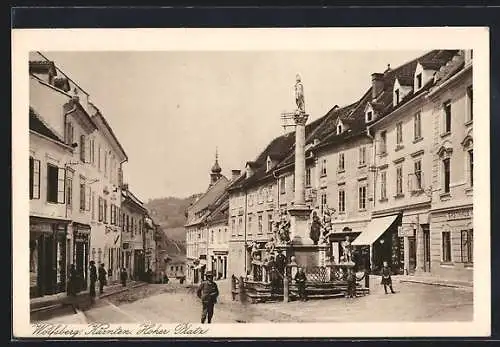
[295,74,305,114]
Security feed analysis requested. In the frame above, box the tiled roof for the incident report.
[185,176,230,226]
[29,107,65,144]
[229,50,460,192]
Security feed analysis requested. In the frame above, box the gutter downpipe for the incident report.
[63,103,78,273]
[365,126,375,273]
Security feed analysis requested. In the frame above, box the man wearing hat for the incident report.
[196,271,219,324]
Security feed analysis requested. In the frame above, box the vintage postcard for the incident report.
[12,27,490,338]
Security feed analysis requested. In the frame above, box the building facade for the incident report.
[29,51,130,297]
[226,49,472,282]
[121,186,148,280]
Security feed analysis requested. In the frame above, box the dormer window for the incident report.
[266,157,272,172]
[366,111,373,122]
[416,73,422,90]
[394,89,400,105]
[337,124,343,134]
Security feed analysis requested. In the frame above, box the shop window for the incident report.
[442,231,451,262]
[461,229,473,264]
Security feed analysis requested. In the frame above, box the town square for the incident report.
[23,43,477,330]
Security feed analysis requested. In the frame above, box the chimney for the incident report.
[371,73,384,100]
[231,169,241,180]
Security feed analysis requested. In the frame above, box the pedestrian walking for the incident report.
[294,267,307,301]
[89,261,97,302]
[380,261,396,294]
[196,272,219,324]
[346,267,357,298]
[120,267,128,287]
[67,264,79,309]
[98,263,107,294]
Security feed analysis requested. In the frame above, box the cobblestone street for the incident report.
[74,278,472,324]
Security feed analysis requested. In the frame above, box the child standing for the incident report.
[380,261,396,294]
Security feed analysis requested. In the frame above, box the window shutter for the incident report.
[57,167,66,204]
[86,186,91,211]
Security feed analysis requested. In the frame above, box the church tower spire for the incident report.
[210,147,222,186]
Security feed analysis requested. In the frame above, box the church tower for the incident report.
[210,148,222,186]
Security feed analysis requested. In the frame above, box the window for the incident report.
[468,150,473,187]
[79,176,86,210]
[380,171,387,200]
[29,157,40,199]
[414,112,422,140]
[210,230,214,244]
[414,160,422,190]
[103,199,108,224]
[98,197,103,222]
[359,147,366,166]
[442,231,451,262]
[380,131,387,155]
[47,164,65,204]
[396,122,403,145]
[443,100,452,134]
[337,123,343,134]
[443,158,450,193]
[86,186,91,211]
[305,167,312,187]
[268,214,273,233]
[65,122,74,145]
[231,218,236,236]
[366,111,373,122]
[247,216,253,235]
[338,189,345,213]
[66,169,73,209]
[280,177,286,194]
[110,205,115,225]
[338,153,345,172]
[258,215,263,234]
[91,192,95,220]
[321,159,327,176]
[358,185,367,210]
[90,138,95,165]
[466,86,473,122]
[320,192,327,214]
[238,217,243,236]
[461,229,473,264]
[98,145,101,171]
[80,135,86,163]
[396,166,403,196]
[126,214,130,231]
[416,73,422,90]
[394,89,400,104]
[104,153,108,177]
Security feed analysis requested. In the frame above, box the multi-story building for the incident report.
[29,52,129,295]
[121,185,148,280]
[165,256,186,280]
[226,49,471,282]
[427,50,473,281]
[206,190,230,280]
[364,50,460,274]
[185,154,230,284]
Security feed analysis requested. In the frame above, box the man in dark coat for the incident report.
[380,261,396,294]
[267,256,279,295]
[294,267,307,301]
[196,272,219,324]
[98,263,107,294]
[89,261,97,302]
[120,267,128,287]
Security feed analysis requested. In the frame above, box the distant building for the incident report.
[185,152,231,284]
[165,255,186,280]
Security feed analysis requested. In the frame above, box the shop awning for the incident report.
[351,214,398,246]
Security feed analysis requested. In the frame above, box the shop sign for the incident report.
[30,223,52,233]
[447,209,473,221]
[398,226,415,237]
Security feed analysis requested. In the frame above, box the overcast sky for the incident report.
[43,50,427,202]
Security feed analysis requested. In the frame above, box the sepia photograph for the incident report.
[12,28,490,338]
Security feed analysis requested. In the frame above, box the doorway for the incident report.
[422,224,431,272]
[408,236,416,274]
